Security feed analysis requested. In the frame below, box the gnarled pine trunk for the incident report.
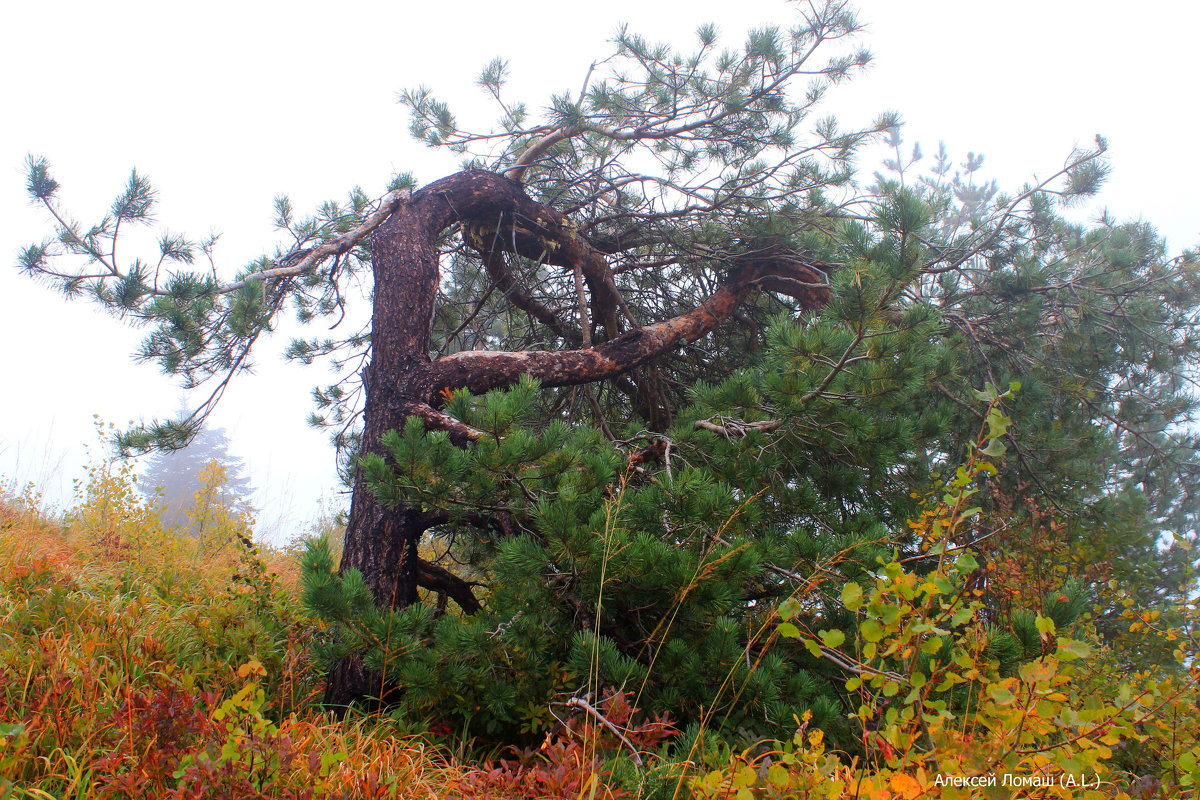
[324,171,526,707]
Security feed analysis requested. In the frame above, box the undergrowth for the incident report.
[0,456,674,799]
[3,401,1199,799]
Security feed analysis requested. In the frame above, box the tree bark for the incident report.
[324,169,830,707]
[326,171,540,707]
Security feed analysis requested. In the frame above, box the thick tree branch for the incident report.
[464,213,626,338]
[422,257,828,398]
[396,400,486,444]
[416,557,482,615]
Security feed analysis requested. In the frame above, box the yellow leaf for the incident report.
[767,763,791,789]
[1018,659,1056,684]
[890,772,923,799]
[733,765,757,788]
[237,658,266,679]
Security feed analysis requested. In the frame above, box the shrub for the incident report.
[691,390,1200,798]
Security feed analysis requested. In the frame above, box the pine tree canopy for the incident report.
[19,0,1200,739]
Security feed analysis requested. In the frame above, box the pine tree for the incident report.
[141,424,253,535]
[874,131,1200,618]
[19,0,1198,726]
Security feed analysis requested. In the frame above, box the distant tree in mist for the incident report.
[141,426,253,534]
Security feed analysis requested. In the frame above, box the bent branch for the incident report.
[221,188,412,293]
[416,558,483,615]
[422,258,828,398]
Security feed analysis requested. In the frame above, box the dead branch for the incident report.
[694,418,782,438]
[564,697,644,767]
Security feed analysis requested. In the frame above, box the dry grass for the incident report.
[0,465,644,799]
[0,471,470,799]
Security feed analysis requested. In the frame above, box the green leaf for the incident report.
[979,438,1007,458]
[954,551,979,573]
[973,382,1003,402]
[987,685,1016,706]
[1035,615,1057,637]
[1057,638,1091,661]
[766,763,791,789]
[778,598,801,620]
[984,407,1011,437]
[842,582,863,611]
[819,629,846,648]
[778,622,801,639]
[861,619,883,643]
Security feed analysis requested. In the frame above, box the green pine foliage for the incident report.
[18,0,1200,770]
[301,371,881,741]
[879,130,1200,613]
[299,171,1192,750]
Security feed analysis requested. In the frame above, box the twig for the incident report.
[565,697,644,767]
[694,418,781,437]
[219,188,411,294]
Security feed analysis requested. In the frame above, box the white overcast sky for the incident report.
[2,0,1197,540]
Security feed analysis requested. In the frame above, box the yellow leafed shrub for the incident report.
[693,389,1200,799]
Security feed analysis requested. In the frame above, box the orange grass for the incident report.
[0,468,645,799]
[0,477,472,799]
